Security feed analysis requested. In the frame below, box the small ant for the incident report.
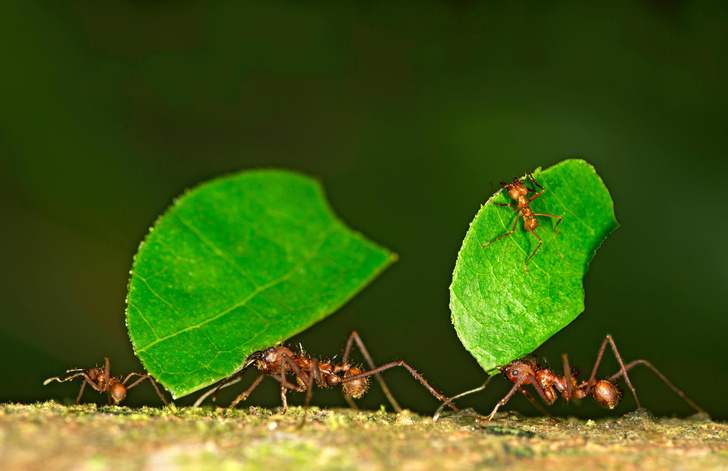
[44,357,170,408]
[434,335,705,421]
[194,331,457,415]
[482,173,562,273]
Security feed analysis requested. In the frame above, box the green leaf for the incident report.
[126,169,396,399]
[450,159,618,374]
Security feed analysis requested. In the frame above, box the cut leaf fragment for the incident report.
[126,169,396,399]
[450,159,618,374]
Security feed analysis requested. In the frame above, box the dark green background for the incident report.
[2,1,726,419]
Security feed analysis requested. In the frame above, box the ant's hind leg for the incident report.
[342,360,458,413]
[533,213,562,234]
[342,331,402,412]
[585,335,642,411]
[123,373,171,408]
[608,360,705,414]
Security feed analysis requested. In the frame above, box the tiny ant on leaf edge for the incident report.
[482,173,563,273]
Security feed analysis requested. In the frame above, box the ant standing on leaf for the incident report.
[482,173,563,273]
[194,331,457,416]
[44,357,170,408]
[433,334,705,422]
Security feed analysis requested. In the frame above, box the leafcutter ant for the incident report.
[194,331,457,415]
[482,173,562,273]
[44,357,170,408]
[434,334,705,421]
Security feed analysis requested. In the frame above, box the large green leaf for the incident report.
[126,169,396,399]
[451,159,618,374]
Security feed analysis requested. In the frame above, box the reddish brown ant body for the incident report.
[434,335,704,421]
[194,331,457,414]
[44,357,170,408]
[482,173,562,273]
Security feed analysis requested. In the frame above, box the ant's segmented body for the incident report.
[482,174,562,273]
[44,357,170,408]
[195,331,457,414]
[435,335,704,421]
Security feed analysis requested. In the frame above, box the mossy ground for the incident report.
[1,402,725,470]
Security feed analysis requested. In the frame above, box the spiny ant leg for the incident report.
[486,374,531,420]
[229,374,265,409]
[123,372,170,408]
[532,212,563,234]
[563,354,574,401]
[342,360,458,412]
[585,335,642,411]
[520,389,561,422]
[192,375,244,407]
[524,229,543,273]
[433,376,495,421]
[608,360,705,414]
[482,212,522,249]
[342,331,402,412]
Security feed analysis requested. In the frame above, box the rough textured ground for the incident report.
[0,402,725,470]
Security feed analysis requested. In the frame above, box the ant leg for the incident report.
[532,213,562,234]
[303,358,324,411]
[433,376,495,421]
[229,374,266,409]
[342,360,458,412]
[342,331,402,412]
[485,374,530,420]
[608,360,705,414]
[520,389,561,422]
[123,373,171,408]
[585,335,642,411]
[76,380,88,405]
[482,213,522,249]
[562,354,574,401]
[274,354,311,413]
[524,228,543,273]
[192,372,249,407]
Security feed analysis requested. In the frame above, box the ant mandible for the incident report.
[482,173,562,273]
[44,357,170,408]
[434,334,705,421]
[194,331,457,415]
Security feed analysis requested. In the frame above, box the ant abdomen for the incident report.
[592,379,622,409]
[341,367,369,399]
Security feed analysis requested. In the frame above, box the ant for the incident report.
[434,334,705,422]
[44,357,170,408]
[482,173,562,273]
[194,331,457,415]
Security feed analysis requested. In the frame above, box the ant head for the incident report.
[500,358,538,385]
[86,367,103,381]
[592,379,623,409]
[506,180,529,200]
[110,382,127,404]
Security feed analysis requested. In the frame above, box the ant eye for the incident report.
[512,369,519,376]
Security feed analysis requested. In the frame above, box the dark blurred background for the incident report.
[1,1,726,420]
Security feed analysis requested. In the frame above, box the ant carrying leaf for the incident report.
[434,335,706,422]
[194,331,457,416]
[44,357,170,408]
[482,173,562,273]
